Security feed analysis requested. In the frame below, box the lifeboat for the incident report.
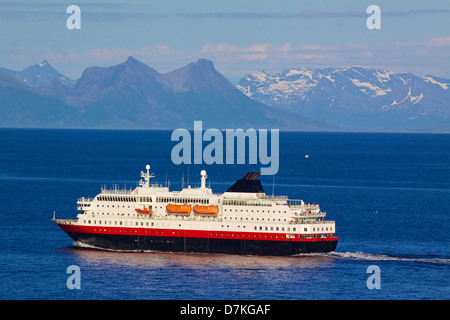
[193,205,219,216]
[166,204,191,214]
[135,208,152,214]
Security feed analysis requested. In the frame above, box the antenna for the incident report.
[140,164,153,188]
[272,175,275,197]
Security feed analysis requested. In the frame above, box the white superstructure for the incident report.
[71,165,335,239]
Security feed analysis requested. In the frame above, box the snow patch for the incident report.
[349,78,390,96]
[412,92,424,104]
[285,69,303,77]
[376,88,392,96]
[376,70,395,82]
[236,84,252,97]
[320,74,336,87]
[391,87,423,106]
[424,76,448,90]
[251,72,269,83]
[398,77,407,84]
[284,68,314,80]
[269,81,295,94]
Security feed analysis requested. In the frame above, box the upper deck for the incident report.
[73,165,331,229]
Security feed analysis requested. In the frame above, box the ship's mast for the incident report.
[140,164,154,188]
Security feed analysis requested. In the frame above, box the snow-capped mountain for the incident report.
[1,58,448,131]
[0,60,75,88]
[237,66,450,130]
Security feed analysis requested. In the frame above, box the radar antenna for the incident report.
[139,164,154,188]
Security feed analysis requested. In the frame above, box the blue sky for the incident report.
[1,0,449,82]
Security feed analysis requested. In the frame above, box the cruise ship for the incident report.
[54,165,338,255]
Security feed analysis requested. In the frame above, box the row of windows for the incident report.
[97,197,212,205]
[86,220,138,226]
[97,195,156,202]
[156,197,210,204]
[224,208,287,214]
[89,211,137,216]
[223,200,272,207]
[97,205,132,208]
[225,216,289,222]
[210,233,286,239]
[97,196,140,202]
[86,220,165,227]
[92,228,174,236]
[253,226,332,232]
[313,227,331,232]
[255,226,297,232]
[208,233,327,239]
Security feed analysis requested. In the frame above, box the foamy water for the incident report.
[317,251,450,265]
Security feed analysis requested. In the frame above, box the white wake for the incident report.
[318,251,450,265]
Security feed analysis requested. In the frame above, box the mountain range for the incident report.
[237,66,450,131]
[0,60,75,88]
[0,58,448,132]
[0,58,332,130]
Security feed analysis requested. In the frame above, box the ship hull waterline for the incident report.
[56,222,338,256]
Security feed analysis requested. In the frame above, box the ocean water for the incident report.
[0,128,449,300]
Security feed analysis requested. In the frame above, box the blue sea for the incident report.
[0,128,449,300]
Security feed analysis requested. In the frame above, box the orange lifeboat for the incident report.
[135,208,152,214]
[193,205,219,216]
[166,204,191,214]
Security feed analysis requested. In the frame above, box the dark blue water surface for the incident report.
[0,128,448,300]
